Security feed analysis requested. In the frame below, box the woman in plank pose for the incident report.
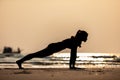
[16,30,88,69]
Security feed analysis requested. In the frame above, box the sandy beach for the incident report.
[0,68,120,80]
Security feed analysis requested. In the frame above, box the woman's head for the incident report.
[75,30,88,42]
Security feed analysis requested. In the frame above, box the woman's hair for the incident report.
[75,30,88,40]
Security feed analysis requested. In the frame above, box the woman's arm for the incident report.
[69,47,77,68]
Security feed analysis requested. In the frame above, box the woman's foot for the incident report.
[16,60,24,69]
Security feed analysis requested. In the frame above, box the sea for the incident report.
[0,53,120,69]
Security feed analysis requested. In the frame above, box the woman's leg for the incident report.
[16,53,40,69]
[16,43,64,69]
[16,46,55,69]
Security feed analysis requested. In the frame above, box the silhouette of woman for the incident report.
[16,30,88,69]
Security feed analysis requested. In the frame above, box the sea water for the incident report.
[0,53,120,68]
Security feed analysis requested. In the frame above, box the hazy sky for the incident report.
[0,0,120,53]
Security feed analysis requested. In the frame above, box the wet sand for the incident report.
[0,68,120,80]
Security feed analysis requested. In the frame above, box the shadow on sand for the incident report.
[14,69,31,74]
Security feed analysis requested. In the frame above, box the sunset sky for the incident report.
[0,0,120,53]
